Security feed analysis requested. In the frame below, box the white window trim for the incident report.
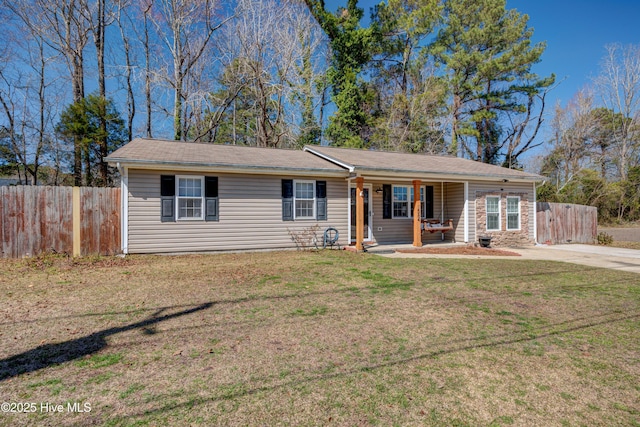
[176,175,205,221]
[506,196,521,231]
[294,179,316,220]
[486,196,501,231]
[392,185,425,219]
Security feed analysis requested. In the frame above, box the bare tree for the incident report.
[594,44,640,180]
[6,0,92,185]
[0,8,64,185]
[114,0,136,141]
[147,0,229,141]
[500,77,556,169]
[544,90,596,186]
[209,0,327,148]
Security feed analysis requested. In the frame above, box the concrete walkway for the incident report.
[370,243,640,274]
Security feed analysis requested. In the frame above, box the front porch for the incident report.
[348,177,468,251]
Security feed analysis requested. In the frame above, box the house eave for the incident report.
[106,158,349,177]
[354,168,545,183]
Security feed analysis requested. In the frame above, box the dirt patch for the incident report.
[396,246,521,256]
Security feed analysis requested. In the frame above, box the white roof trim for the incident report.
[109,160,349,177]
[304,146,355,173]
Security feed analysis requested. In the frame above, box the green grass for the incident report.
[0,250,638,426]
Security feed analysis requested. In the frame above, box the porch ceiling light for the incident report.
[375,187,383,193]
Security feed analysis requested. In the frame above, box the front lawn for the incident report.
[1,251,638,426]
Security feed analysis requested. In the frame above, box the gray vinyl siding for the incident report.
[127,169,348,253]
[468,180,536,242]
[445,182,465,243]
[369,181,458,244]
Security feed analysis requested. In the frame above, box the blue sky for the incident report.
[509,0,640,108]
[325,0,640,158]
[328,0,640,108]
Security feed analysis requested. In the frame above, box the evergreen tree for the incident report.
[304,0,376,147]
[56,94,126,186]
[432,0,554,163]
[369,0,447,153]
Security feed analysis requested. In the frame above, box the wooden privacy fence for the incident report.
[536,202,597,245]
[1,186,120,258]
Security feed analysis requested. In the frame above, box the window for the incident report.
[384,185,433,219]
[177,176,204,220]
[160,175,218,222]
[295,180,315,219]
[282,179,326,221]
[486,196,500,231]
[393,186,409,218]
[392,185,431,218]
[507,196,520,230]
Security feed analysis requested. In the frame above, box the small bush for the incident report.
[597,232,613,245]
[288,224,321,250]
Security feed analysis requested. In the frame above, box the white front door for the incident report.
[349,184,372,242]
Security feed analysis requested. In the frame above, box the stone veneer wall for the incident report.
[475,191,531,246]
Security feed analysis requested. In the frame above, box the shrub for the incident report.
[597,232,613,245]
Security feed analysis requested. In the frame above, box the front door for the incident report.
[350,186,372,242]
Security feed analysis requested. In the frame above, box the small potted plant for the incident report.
[479,236,492,248]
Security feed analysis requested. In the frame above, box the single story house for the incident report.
[105,138,545,254]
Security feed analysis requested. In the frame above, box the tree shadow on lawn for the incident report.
[123,310,640,421]
[0,262,631,384]
[0,302,213,382]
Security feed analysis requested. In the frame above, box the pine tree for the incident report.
[432,0,554,163]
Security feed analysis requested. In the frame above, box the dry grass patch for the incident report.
[396,246,521,256]
[0,251,638,426]
[608,241,640,250]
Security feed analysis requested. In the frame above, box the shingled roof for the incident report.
[105,138,346,175]
[304,146,545,182]
[106,138,544,182]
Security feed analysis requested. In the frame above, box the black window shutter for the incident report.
[316,180,327,221]
[425,185,434,219]
[282,179,293,221]
[205,176,219,221]
[160,175,175,222]
[382,184,392,219]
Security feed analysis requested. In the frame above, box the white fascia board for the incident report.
[356,169,544,183]
[106,161,349,178]
[303,147,356,172]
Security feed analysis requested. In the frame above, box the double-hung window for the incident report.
[506,196,520,230]
[281,179,326,221]
[486,196,500,231]
[392,186,409,218]
[160,175,218,222]
[177,176,204,220]
[294,180,315,219]
[392,185,429,218]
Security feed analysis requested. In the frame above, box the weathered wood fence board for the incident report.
[1,186,120,258]
[536,202,597,245]
[80,187,121,256]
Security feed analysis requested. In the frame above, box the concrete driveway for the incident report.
[373,243,640,274]
[512,244,640,274]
